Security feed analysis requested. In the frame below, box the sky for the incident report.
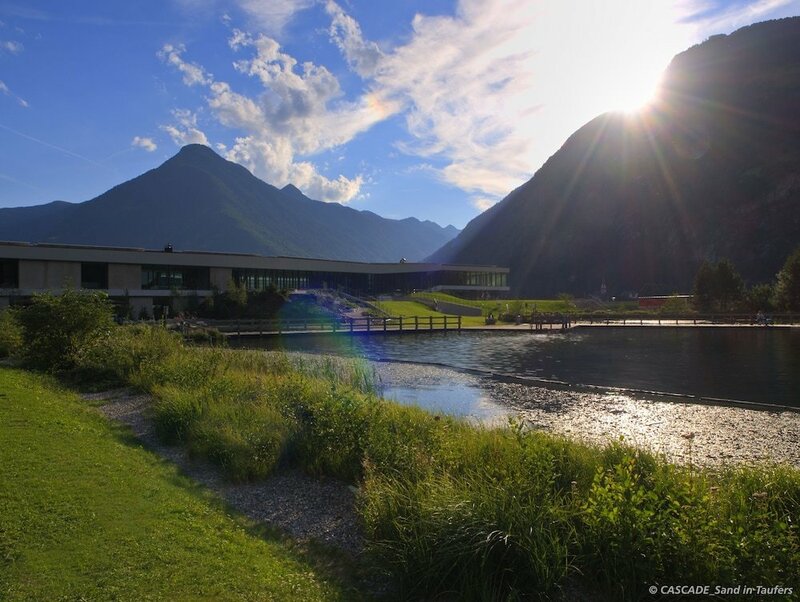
[1,0,798,228]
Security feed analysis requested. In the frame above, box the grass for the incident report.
[372,299,487,327]
[0,367,356,601]
[5,294,800,600]
[411,291,573,314]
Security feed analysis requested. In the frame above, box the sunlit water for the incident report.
[234,328,800,408]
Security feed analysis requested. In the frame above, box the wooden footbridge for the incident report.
[206,315,465,337]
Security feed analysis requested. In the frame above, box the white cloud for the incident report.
[159,108,209,146]
[472,197,497,212]
[131,136,158,152]
[688,0,795,30]
[234,0,315,35]
[0,40,23,54]
[324,0,383,78]
[157,44,210,86]
[159,32,384,204]
[0,79,28,107]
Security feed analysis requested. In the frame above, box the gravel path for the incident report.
[92,391,364,554]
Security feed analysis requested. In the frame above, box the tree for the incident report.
[774,246,800,311]
[692,259,743,312]
[714,259,744,312]
[692,261,717,311]
[743,283,774,312]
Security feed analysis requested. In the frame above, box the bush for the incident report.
[15,290,115,372]
[74,324,184,387]
[0,309,22,358]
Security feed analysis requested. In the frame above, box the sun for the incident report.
[607,73,662,113]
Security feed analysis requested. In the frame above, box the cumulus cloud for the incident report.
[0,40,23,54]
[158,32,385,204]
[131,136,157,152]
[160,108,209,146]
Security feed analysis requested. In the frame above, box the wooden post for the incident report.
[429,316,433,331]
[383,317,387,332]
[415,316,419,331]
[399,316,403,332]
[458,315,462,331]
[444,316,447,331]
[367,317,371,332]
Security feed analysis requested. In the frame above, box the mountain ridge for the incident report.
[0,144,459,263]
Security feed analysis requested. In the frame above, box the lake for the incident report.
[233,327,800,408]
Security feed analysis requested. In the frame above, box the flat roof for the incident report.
[0,240,509,274]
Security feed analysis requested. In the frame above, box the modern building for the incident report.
[0,241,510,316]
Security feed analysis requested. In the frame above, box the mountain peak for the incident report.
[281,184,305,199]
[177,143,218,158]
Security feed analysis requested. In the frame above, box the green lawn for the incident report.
[0,367,353,601]
[372,300,486,326]
[410,292,574,314]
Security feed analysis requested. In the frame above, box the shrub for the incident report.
[15,289,115,372]
[0,309,22,358]
[74,324,184,387]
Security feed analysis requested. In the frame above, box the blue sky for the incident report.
[1,0,798,227]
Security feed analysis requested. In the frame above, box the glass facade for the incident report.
[141,265,211,290]
[232,267,507,294]
[81,262,108,289]
[0,259,18,288]
[233,269,312,291]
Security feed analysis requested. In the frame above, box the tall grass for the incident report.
[11,312,799,599]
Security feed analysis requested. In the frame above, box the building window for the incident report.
[141,265,210,290]
[81,262,108,289]
[0,259,18,288]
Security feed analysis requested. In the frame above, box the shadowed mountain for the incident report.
[430,18,800,296]
[0,145,458,262]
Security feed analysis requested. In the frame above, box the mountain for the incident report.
[430,18,800,296]
[0,145,458,262]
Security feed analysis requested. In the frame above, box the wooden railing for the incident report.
[205,315,462,336]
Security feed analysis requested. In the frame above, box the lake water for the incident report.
[234,327,800,408]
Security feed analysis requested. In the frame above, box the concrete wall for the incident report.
[130,297,153,319]
[210,267,232,290]
[18,260,81,289]
[108,263,140,290]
